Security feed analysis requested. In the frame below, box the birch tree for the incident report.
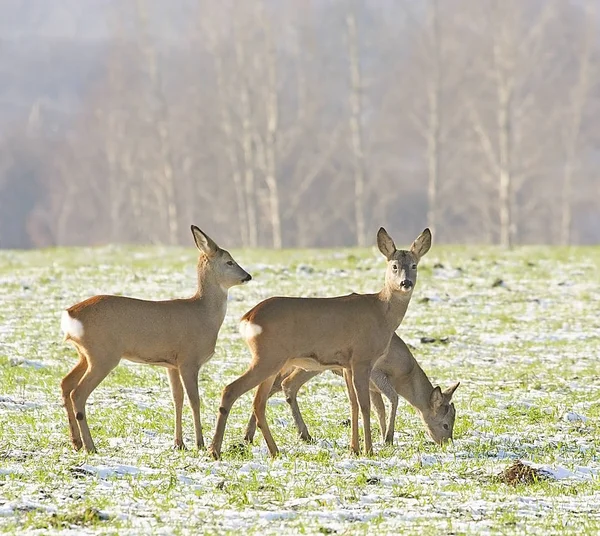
[135,0,179,245]
[345,2,367,247]
[559,0,596,245]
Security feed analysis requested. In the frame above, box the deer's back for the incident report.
[242,293,391,361]
[66,294,220,360]
[374,333,416,379]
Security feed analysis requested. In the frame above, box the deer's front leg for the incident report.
[352,362,373,455]
[371,370,398,445]
[369,389,387,442]
[167,369,185,449]
[343,369,360,454]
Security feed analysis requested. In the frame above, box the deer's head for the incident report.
[377,228,431,295]
[191,225,252,289]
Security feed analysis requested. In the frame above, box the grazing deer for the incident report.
[208,227,431,459]
[244,333,460,446]
[60,225,251,453]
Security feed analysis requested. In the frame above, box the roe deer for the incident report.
[244,333,460,446]
[208,227,431,459]
[60,225,251,453]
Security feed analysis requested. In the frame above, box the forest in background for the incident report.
[0,0,599,249]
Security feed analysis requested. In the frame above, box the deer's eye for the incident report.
[392,264,398,271]
[443,424,449,430]
[226,261,234,266]
[411,264,417,270]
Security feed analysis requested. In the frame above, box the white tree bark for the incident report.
[135,0,179,245]
[345,6,367,247]
[261,5,282,249]
[233,22,259,248]
[560,0,595,245]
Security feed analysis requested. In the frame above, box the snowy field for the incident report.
[1,243,599,534]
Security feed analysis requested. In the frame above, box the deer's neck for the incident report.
[193,262,228,321]
[395,362,434,415]
[377,287,412,332]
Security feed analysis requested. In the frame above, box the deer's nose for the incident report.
[243,274,252,283]
[400,279,413,289]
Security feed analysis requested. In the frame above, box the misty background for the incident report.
[0,0,599,249]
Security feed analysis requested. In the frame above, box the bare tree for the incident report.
[345,2,367,247]
[233,13,259,248]
[466,0,558,246]
[257,0,282,248]
[424,0,442,238]
[204,11,249,247]
[559,0,596,245]
[135,0,179,245]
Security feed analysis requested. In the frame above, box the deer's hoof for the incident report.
[299,433,314,444]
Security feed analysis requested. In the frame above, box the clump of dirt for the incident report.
[497,460,549,486]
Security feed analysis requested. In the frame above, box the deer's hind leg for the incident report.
[282,368,321,442]
[61,351,88,450]
[244,373,283,443]
[209,354,287,460]
[70,350,119,453]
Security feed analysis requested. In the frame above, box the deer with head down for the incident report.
[244,333,460,447]
[60,225,251,453]
[208,227,431,459]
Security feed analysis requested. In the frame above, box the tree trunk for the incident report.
[211,42,249,247]
[345,7,367,247]
[497,86,512,248]
[560,0,594,246]
[136,0,179,245]
[426,0,442,238]
[263,12,282,249]
[234,31,258,248]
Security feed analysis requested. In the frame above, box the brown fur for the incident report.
[208,227,432,459]
[244,333,459,446]
[60,225,251,453]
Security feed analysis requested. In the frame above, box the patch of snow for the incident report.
[0,396,40,410]
[238,462,269,474]
[8,358,46,369]
[76,464,159,479]
[0,505,13,516]
[562,411,588,423]
[525,461,597,481]
[259,510,297,521]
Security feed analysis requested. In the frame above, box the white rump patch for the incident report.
[239,320,263,339]
[61,310,84,339]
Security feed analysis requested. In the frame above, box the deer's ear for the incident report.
[191,225,218,256]
[430,386,444,410]
[377,227,397,260]
[410,228,432,262]
[443,382,460,400]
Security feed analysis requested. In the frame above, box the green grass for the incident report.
[1,244,599,534]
